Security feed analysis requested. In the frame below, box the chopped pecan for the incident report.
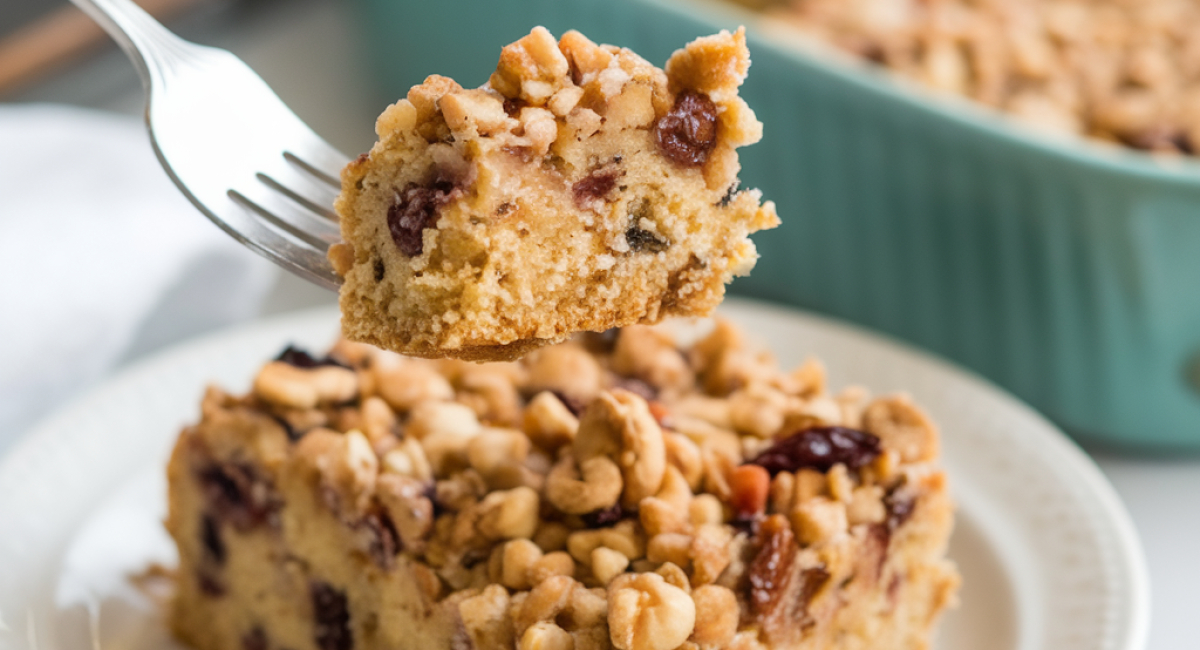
[748,515,830,646]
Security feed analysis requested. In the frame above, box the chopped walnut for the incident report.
[591,546,632,585]
[607,572,696,650]
[501,539,544,590]
[477,486,541,540]
[791,496,848,547]
[253,362,358,410]
[574,390,666,508]
[546,456,623,515]
[524,392,580,451]
[862,395,939,463]
[689,585,738,648]
[174,313,956,650]
[519,621,574,650]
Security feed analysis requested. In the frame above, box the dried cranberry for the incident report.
[242,627,268,650]
[275,345,350,370]
[201,514,226,565]
[748,427,881,475]
[647,401,673,429]
[311,581,352,650]
[729,465,770,520]
[625,227,668,253]
[581,503,626,529]
[387,178,458,257]
[653,90,718,167]
[572,169,620,207]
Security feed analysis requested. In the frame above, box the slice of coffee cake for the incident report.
[167,320,958,650]
[328,28,779,361]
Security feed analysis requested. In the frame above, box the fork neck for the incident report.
[69,0,194,90]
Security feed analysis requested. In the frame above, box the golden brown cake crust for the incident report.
[167,320,958,650]
[330,28,779,361]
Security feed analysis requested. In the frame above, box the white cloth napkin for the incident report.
[0,104,276,445]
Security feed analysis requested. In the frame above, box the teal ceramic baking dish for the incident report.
[350,0,1200,450]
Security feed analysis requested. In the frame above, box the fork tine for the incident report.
[206,195,341,290]
[229,183,341,247]
[285,151,343,189]
[72,0,353,289]
[256,163,340,221]
[287,136,352,182]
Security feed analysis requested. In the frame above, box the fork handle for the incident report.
[68,0,193,90]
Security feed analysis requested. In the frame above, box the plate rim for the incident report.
[0,298,1150,650]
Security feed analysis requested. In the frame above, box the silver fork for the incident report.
[71,0,349,289]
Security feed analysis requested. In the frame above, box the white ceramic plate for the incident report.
[0,299,1148,650]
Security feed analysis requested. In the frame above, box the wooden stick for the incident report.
[0,0,208,97]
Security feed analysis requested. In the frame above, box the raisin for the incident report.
[625,227,668,253]
[612,377,657,401]
[550,391,588,418]
[359,509,400,570]
[201,514,226,565]
[311,581,352,650]
[859,42,887,64]
[884,488,916,532]
[730,512,759,535]
[387,178,457,257]
[271,413,307,442]
[717,181,740,207]
[460,547,491,568]
[275,345,350,370]
[653,90,719,167]
[242,627,268,650]
[423,481,448,520]
[748,427,882,476]
[581,503,627,529]
[1120,125,1193,153]
[572,169,620,207]
[198,462,278,531]
[748,515,830,646]
[198,570,225,597]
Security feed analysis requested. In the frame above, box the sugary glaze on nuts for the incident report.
[756,0,1200,154]
[167,318,959,650]
[329,28,779,362]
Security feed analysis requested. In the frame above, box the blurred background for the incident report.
[1,0,1198,647]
